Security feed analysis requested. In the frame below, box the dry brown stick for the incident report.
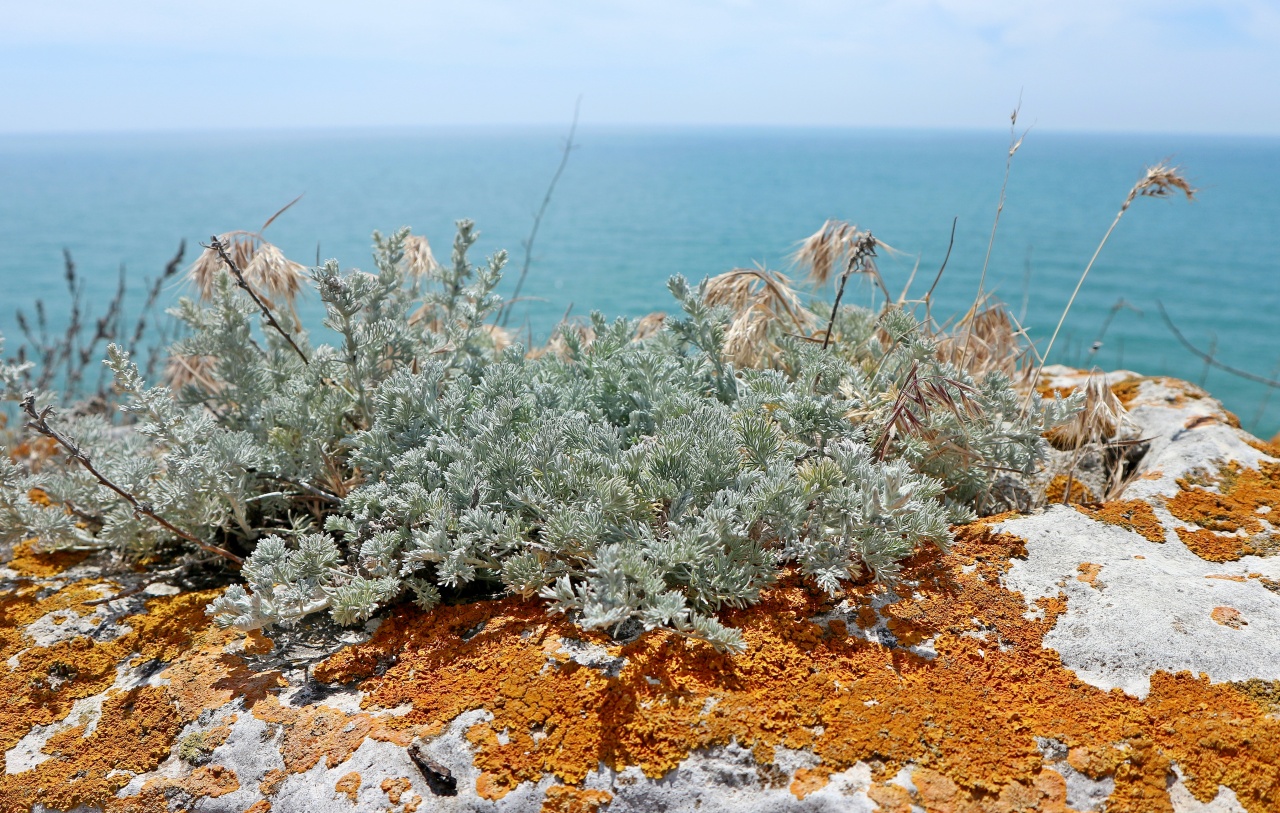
[500,96,582,328]
[205,235,310,365]
[821,234,878,350]
[922,216,957,328]
[21,394,244,567]
[1157,301,1280,388]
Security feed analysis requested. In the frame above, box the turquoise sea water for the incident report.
[2,127,1278,434]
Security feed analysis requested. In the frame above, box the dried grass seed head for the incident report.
[1136,162,1197,201]
[189,232,306,308]
[1046,370,1136,450]
[793,220,883,286]
[402,235,442,278]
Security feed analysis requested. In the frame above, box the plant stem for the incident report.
[206,236,310,365]
[21,394,243,566]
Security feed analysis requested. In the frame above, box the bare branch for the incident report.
[500,96,582,327]
[20,393,243,567]
[205,235,310,365]
[1157,301,1280,389]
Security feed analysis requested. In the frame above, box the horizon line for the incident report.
[3,122,1280,141]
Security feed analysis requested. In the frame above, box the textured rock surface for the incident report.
[2,369,1278,812]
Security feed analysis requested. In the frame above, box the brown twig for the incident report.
[205,235,310,365]
[821,233,878,350]
[21,394,243,567]
[1156,301,1280,388]
[922,216,957,326]
[500,96,582,328]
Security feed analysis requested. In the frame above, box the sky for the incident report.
[2,0,1279,135]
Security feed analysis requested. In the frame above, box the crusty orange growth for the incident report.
[1046,474,1095,505]
[1080,499,1166,543]
[7,538,91,577]
[317,523,1280,813]
[4,519,1279,812]
[335,771,361,803]
[540,785,613,813]
[1168,461,1280,562]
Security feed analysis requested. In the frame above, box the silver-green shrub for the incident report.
[0,222,1077,652]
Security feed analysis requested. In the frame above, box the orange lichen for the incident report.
[1076,563,1103,588]
[7,538,91,577]
[1211,607,1248,629]
[540,785,613,813]
[4,506,1280,810]
[245,802,272,813]
[0,586,237,811]
[1046,475,1094,505]
[789,766,831,799]
[1079,499,1166,543]
[380,776,421,811]
[313,523,1280,813]
[259,768,287,797]
[1168,462,1280,562]
[335,771,362,803]
[250,695,413,775]
[1110,378,1145,407]
[1110,376,1206,409]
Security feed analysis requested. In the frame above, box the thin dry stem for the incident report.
[205,236,311,366]
[1025,162,1195,411]
[20,394,243,566]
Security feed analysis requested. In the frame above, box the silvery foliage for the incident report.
[0,223,1078,653]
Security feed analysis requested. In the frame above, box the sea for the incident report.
[1,127,1278,435]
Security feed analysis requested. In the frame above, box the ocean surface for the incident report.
[2,127,1278,434]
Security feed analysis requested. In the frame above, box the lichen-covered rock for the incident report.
[2,373,1278,812]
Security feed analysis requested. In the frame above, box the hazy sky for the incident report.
[3,0,1279,135]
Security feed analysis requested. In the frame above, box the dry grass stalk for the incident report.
[958,103,1028,371]
[164,353,223,394]
[189,231,306,310]
[633,312,667,340]
[873,362,980,461]
[1046,371,1135,451]
[483,323,514,354]
[793,220,891,300]
[704,268,817,368]
[936,300,1030,382]
[530,320,597,360]
[1025,162,1195,410]
[204,236,310,365]
[402,235,442,278]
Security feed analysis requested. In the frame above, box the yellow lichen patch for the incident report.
[259,768,288,797]
[1046,474,1095,505]
[314,522,1280,813]
[335,771,362,803]
[1111,376,1205,409]
[789,766,831,799]
[1233,680,1280,715]
[1211,607,1248,629]
[1110,377,1145,407]
[245,802,272,813]
[1168,461,1280,562]
[0,685,183,812]
[1076,562,1103,588]
[1079,499,1166,543]
[541,785,613,812]
[7,538,91,577]
[0,588,220,811]
[250,695,413,775]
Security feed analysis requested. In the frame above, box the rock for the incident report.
[2,371,1278,812]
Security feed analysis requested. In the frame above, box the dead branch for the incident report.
[21,393,243,566]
